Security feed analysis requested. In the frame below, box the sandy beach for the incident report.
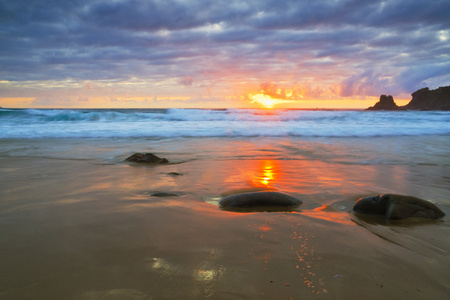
[0,136,449,299]
[3,0,450,298]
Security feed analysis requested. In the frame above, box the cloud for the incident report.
[397,62,450,92]
[78,96,89,102]
[179,76,194,86]
[250,0,450,30]
[340,71,396,97]
[84,0,202,31]
[0,0,449,106]
[340,62,450,98]
[254,82,342,101]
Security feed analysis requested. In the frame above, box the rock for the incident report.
[403,86,450,110]
[151,192,179,197]
[219,191,302,208]
[366,95,403,111]
[125,153,169,164]
[166,172,183,176]
[367,85,450,111]
[220,187,274,198]
[353,194,445,219]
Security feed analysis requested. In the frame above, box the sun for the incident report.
[249,93,276,108]
[249,92,294,109]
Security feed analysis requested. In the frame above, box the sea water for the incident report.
[1,108,450,299]
[1,108,449,138]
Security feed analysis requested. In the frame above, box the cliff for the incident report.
[403,86,450,110]
[367,85,450,111]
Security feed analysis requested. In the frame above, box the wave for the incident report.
[1,108,449,138]
[0,108,170,122]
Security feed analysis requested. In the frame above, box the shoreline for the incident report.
[0,136,449,299]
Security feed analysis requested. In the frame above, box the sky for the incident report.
[0,0,449,109]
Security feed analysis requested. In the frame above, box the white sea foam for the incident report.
[0,108,449,138]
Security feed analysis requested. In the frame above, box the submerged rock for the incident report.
[219,191,302,208]
[353,194,445,219]
[125,153,169,164]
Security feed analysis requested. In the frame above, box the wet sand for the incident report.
[0,137,449,299]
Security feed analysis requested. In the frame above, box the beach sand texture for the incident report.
[0,137,449,299]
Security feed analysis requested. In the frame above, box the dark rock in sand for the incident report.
[366,95,403,111]
[166,172,183,176]
[151,192,179,197]
[219,191,302,208]
[125,153,169,164]
[353,194,445,219]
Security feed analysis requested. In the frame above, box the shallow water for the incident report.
[0,136,449,299]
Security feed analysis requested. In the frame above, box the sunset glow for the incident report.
[249,92,294,109]
[0,1,448,109]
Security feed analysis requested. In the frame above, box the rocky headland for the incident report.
[367,85,450,110]
[366,95,403,110]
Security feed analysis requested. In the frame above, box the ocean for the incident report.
[0,108,449,299]
[1,108,450,138]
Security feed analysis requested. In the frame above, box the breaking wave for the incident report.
[1,108,449,138]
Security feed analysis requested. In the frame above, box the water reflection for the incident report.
[256,160,277,188]
[149,257,180,276]
[301,203,355,225]
[146,250,226,299]
[222,158,354,197]
[224,160,282,191]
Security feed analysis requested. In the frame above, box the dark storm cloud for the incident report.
[0,0,449,96]
[85,0,203,31]
[250,0,450,30]
[82,0,259,32]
